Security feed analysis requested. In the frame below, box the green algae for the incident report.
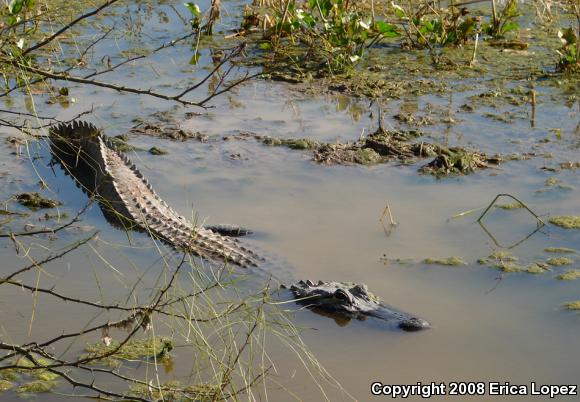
[557,270,580,280]
[550,216,580,229]
[148,146,168,155]
[129,380,220,402]
[0,380,13,392]
[495,202,524,210]
[544,177,561,186]
[15,193,61,210]
[525,263,547,275]
[544,247,576,254]
[477,251,518,265]
[353,148,381,164]
[547,257,574,266]
[489,262,546,274]
[84,337,173,365]
[563,301,580,310]
[108,135,139,152]
[489,251,518,262]
[423,256,465,266]
[492,262,526,273]
[15,380,57,393]
[262,137,319,150]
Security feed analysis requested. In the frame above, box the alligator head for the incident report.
[284,280,430,331]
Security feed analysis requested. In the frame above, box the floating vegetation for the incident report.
[0,357,61,394]
[255,127,498,175]
[108,135,139,153]
[545,177,561,186]
[547,257,574,266]
[0,380,13,392]
[16,380,57,393]
[489,251,518,262]
[549,216,580,229]
[478,251,518,265]
[148,146,168,155]
[478,251,547,274]
[262,137,319,150]
[15,192,61,210]
[492,262,526,273]
[495,202,524,210]
[544,247,577,254]
[525,263,548,274]
[129,380,221,401]
[563,301,580,310]
[488,262,546,274]
[557,270,580,280]
[423,257,465,266]
[130,122,209,142]
[84,337,174,366]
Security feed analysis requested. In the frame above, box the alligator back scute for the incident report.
[49,121,259,267]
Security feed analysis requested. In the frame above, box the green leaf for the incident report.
[189,52,200,65]
[392,3,406,19]
[501,21,518,34]
[375,20,399,37]
[9,0,24,14]
[184,2,200,17]
[562,27,577,45]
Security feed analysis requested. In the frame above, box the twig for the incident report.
[21,0,121,57]
[477,193,545,225]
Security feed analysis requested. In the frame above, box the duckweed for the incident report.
[488,251,518,262]
[15,193,61,210]
[557,270,580,280]
[563,301,580,310]
[129,380,220,402]
[549,216,580,229]
[15,380,57,393]
[148,146,168,155]
[547,257,574,266]
[495,202,524,210]
[84,337,174,364]
[423,257,465,266]
[0,380,13,392]
[544,247,576,254]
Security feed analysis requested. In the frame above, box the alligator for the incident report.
[283,280,430,331]
[49,121,259,267]
[49,121,430,330]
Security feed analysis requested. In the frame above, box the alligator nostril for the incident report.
[398,317,431,332]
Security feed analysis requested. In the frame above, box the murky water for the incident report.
[1,1,579,401]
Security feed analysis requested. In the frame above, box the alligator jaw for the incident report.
[368,306,431,332]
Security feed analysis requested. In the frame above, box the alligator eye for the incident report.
[334,289,349,301]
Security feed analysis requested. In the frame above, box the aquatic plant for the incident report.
[391,2,479,48]
[483,0,520,38]
[247,0,399,72]
[557,26,579,72]
[550,215,580,229]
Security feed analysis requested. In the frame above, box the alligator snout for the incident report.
[398,317,431,332]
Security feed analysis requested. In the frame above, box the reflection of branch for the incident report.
[0,108,94,132]
[84,31,198,79]
[478,220,545,249]
[0,200,93,238]
[2,44,252,108]
[1,232,97,282]
[21,0,121,57]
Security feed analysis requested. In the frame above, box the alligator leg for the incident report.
[205,224,252,237]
